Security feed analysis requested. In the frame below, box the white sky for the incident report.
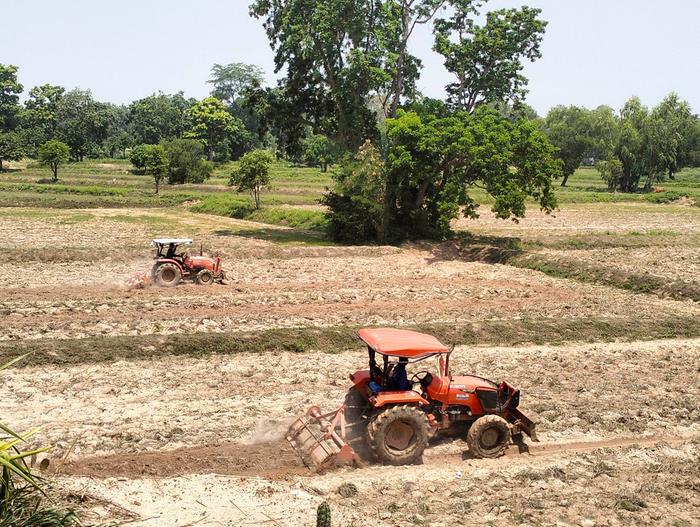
[1,0,698,115]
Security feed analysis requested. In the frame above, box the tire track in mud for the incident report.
[56,434,692,481]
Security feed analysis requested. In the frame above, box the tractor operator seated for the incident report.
[389,357,411,391]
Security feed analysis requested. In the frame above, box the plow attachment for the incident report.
[509,407,538,442]
[286,405,358,470]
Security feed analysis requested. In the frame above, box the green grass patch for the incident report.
[247,207,327,231]
[3,316,700,368]
[190,193,327,232]
[512,253,700,302]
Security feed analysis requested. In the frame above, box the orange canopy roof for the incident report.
[358,328,449,358]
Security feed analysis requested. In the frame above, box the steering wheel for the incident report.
[410,371,432,386]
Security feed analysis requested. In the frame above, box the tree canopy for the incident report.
[186,97,246,161]
[38,139,70,182]
[0,64,23,132]
[230,149,275,209]
[434,6,546,112]
[325,108,561,242]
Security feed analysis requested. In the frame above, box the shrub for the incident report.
[163,138,213,184]
[142,144,168,194]
[230,149,275,209]
[38,140,70,183]
[129,144,148,173]
[303,134,339,172]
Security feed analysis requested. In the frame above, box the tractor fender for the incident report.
[153,259,184,273]
[370,391,430,408]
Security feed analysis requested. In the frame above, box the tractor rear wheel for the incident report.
[467,415,510,458]
[154,263,181,288]
[367,405,429,465]
[196,269,214,285]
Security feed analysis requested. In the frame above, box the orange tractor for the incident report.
[287,328,537,469]
[150,238,228,287]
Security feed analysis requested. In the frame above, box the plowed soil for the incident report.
[3,205,700,526]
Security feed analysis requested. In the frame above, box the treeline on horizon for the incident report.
[1,0,700,243]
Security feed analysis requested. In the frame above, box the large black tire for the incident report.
[154,263,181,288]
[367,405,430,465]
[467,415,511,458]
[195,269,214,285]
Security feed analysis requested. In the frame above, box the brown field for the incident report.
[2,202,700,527]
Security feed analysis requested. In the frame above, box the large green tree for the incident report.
[55,89,113,161]
[163,138,213,184]
[128,92,193,145]
[229,149,275,209]
[19,84,65,155]
[0,64,23,132]
[325,108,561,242]
[649,92,697,181]
[208,63,265,106]
[250,0,454,150]
[0,131,24,171]
[433,6,546,112]
[542,106,593,186]
[142,144,169,194]
[38,139,70,182]
[185,97,245,161]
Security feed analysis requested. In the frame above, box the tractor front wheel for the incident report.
[367,405,429,465]
[196,269,214,285]
[154,263,181,288]
[467,415,510,458]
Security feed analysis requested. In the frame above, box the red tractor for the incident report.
[287,328,537,468]
[150,238,227,287]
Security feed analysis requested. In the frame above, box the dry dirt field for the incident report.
[2,203,699,527]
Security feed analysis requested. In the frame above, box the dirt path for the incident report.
[58,432,690,481]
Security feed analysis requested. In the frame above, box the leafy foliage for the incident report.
[0,132,24,171]
[38,140,70,182]
[163,138,213,184]
[325,109,561,242]
[128,92,193,144]
[541,106,595,186]
[129,144,148,173]
[208,63,265,106]
[18,84,65,155]
[55,89,113,161]
[186,97,246,161]
[433,5,547,112]
[229,149,275,209]
[0,64,23,132]
[250,0,452,150]
[322,141,386,242]
[142,144,168,194]
[302,134,339,171]
[596,159,623,191]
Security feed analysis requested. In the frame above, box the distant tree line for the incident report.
[1,0,699,241]
[540,95,700,191]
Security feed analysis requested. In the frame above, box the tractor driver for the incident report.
[389,357,411,391]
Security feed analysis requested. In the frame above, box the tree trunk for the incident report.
[0,159,3,171]
[389,6,411,119]
[560,173,570,187]
[155,176,160,194]
[52,164,58,183]
[669,167,675,180]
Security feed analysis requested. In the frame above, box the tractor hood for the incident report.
[450,375,498,391]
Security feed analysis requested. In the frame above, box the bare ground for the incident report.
[2,208,700,341]
[3,205,700,526]
[4,338,698,526]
